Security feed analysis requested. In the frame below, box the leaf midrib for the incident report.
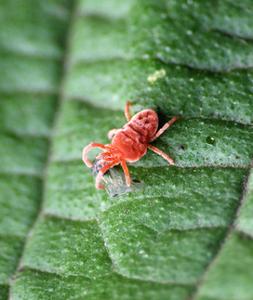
[7,1,78,299]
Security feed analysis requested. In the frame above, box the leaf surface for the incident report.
[0,0,253,299]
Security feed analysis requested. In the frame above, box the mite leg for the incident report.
[148,144,174,165]
[121,160,131,186]
[82,142,107,168]
[108,100,133,138]
[95,161,117,189]
[108,128,119,139]
[151,116,178,142]
[125,100,132,121]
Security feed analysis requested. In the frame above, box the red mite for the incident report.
[82,101,178,190]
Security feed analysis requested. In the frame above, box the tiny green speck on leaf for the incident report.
[206,136,216,145]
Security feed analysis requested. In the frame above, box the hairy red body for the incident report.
[82,102,178,190]
[112,109,158,162]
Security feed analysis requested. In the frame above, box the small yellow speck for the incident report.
[147,69,166,84]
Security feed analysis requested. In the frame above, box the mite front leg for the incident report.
[151,116,178,142]
[95,161,117,189]
[108,128,119,139]
[125,100,132,121]
[121,160,131,186]
[148,144,174,165]
[82,142,107,168]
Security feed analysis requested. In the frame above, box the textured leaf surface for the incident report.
[195,171,253,300]
[0,0,253,299]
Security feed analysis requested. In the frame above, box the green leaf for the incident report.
[194,171,253,300]
[0,0,253,299]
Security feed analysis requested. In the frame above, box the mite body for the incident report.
[82,102,178,189]
[111,109,158,162]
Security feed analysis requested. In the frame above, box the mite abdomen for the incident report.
[111,109,159,161]
[128,109,158,141]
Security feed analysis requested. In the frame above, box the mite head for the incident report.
[92,158,137,198]
[91,156,113,190]
[91,155,142,197]
[92,158,108,176]
[94,146,122,169]
[82,144,123,190]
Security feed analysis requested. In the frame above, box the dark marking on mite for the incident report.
[128,123,145,137]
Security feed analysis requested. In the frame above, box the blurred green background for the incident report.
[0,0,253,299]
